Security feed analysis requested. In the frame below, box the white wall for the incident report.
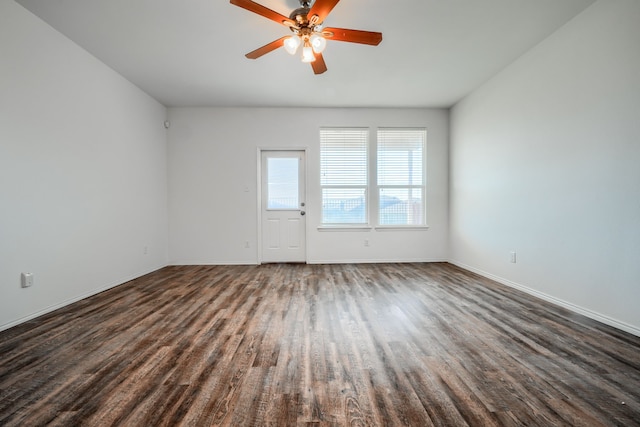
[168,107,449,264]
[450,0,640,335]
[0,1,169,331]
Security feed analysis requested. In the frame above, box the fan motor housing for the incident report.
[289,7,310,25]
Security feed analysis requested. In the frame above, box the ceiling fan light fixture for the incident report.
[310,33,327,53]
[284,35,301,55]
[301,44,316,63]
[230,0,383,74]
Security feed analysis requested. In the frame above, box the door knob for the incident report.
[300,211,306,216]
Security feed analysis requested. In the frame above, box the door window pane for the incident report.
[267,157,298,209]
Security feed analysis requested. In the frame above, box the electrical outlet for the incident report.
[364,239,370,247]
[144,246,148,255]
[21,272,33,288]
[510,251,517,263]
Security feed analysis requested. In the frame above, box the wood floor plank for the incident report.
[1,263,639,426]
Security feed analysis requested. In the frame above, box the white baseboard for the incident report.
[169,261,260,266]
[0,264,168,333]
[170,259,447,265]
[449,260,640,338]
[307,258,448,265]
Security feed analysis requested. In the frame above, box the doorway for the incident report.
[260,150,306,263]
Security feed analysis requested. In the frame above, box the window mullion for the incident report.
[370,128,377,227]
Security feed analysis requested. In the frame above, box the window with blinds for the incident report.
[377,129,426,226]
[320,128,368,224]
[319,127,426,227]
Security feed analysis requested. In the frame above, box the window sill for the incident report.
[317,225,429,232]
[317,225,373,232]
[374,226,430,231]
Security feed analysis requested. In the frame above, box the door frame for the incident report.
[257,147,309,264]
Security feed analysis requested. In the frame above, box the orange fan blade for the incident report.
[308,0,340,25]
[311,52,328,74]
[323,27,382,45]
[245,36,288,59]
[230,0,295,27]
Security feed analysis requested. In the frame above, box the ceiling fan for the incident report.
[230,0,383,74]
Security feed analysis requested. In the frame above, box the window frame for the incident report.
[375,128,427,229]
[319,127,370,227]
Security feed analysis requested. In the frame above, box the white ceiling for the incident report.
[15,0,595,108]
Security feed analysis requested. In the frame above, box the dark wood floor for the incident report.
[1,263,639,426]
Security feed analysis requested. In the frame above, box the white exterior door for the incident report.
[261,150,306,263]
